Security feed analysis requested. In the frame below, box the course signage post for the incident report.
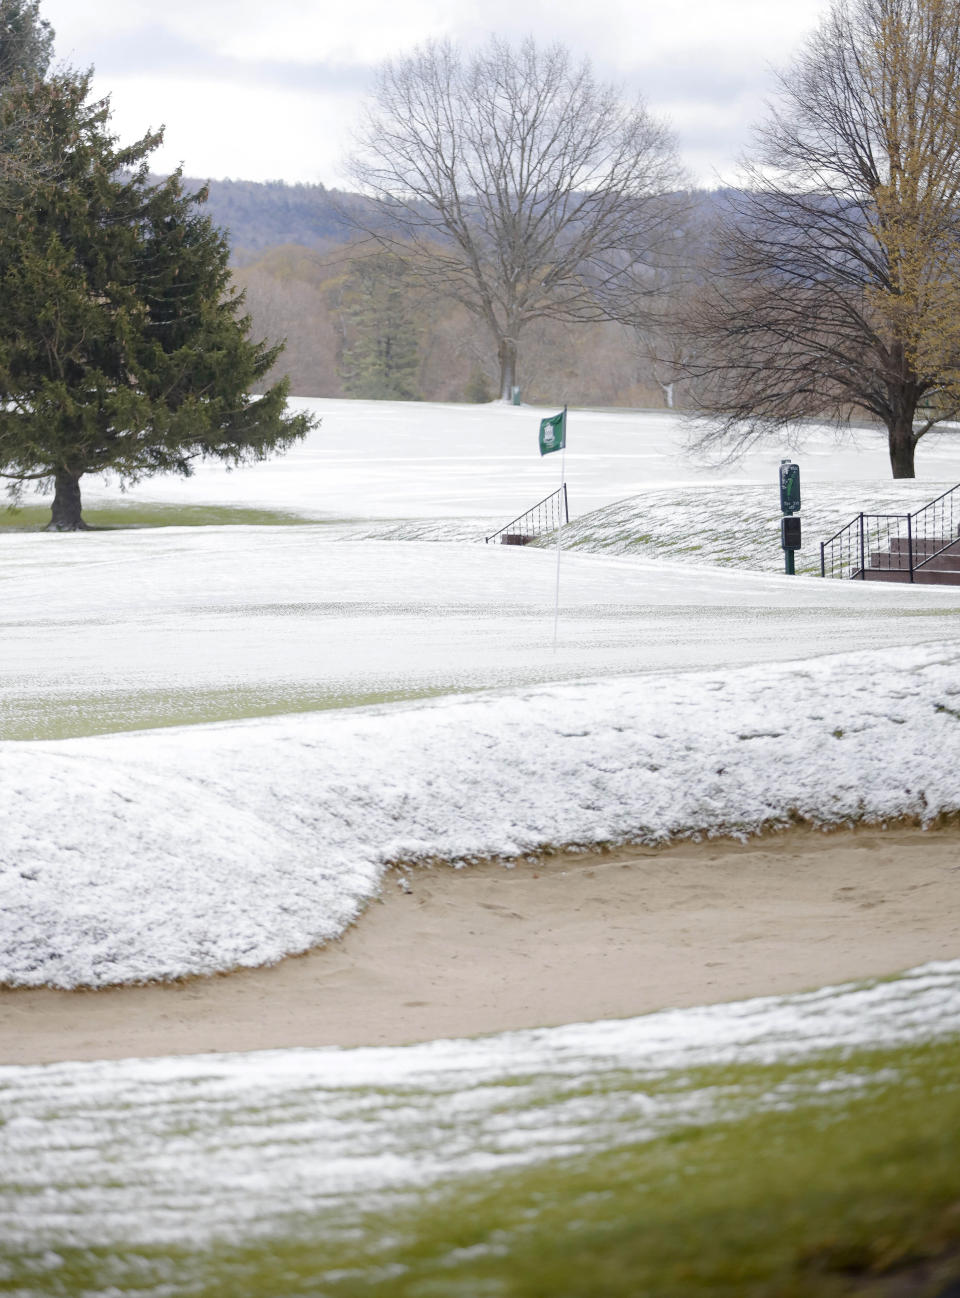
[779,458,801,575]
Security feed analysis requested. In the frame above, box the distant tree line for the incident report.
[194,179,369,260]
[232,235,698,409]
[5,0,960,488]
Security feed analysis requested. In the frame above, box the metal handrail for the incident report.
[821,482,960,580]
[485,483,569,545]
[909,484,960,573]
[821,511,907,553]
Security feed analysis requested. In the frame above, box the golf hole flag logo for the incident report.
[539,409,566,456]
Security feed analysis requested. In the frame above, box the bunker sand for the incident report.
[1,824,958,1066]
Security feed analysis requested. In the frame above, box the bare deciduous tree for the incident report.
[348,36,683,401]
[685,0,960,478]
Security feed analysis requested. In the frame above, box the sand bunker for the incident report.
[1,823,958,1065]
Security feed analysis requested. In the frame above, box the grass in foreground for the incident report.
[0,502,319,530]
[8,1040,959,1298]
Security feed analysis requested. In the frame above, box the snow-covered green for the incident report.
[552,481,957,573]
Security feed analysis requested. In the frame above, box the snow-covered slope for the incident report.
[4,643,959,988]
[554,481,960,573]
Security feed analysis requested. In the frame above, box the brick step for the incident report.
[870,551,960,573]
[888,535,960,555]
[855,566,960,584]
[916,553,960,572]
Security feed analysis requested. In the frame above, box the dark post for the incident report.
[859,513,866,579]
[781,515,801,572]
[779,459,801,575]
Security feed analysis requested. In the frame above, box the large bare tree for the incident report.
[348,36,682,401]
[685,0,960,478]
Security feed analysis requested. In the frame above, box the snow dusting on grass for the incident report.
[3,398,960,1293]
[0,962,956,1263]
[3,400,960,987]
[6,528,960,742]
[553,481,960,573]
[3,642,960,988]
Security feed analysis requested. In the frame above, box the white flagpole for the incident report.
[552,406,567,651]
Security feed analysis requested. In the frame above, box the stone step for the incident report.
[855,568,913,582]
[916,552,960,572]
[888,534,960,555]
[869,554,910,570]
[870,547,960,574]
[914,567,960,584]
[855,565,960,584]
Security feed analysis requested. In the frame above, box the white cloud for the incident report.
[39,0,834,185]
[94,72,356,184]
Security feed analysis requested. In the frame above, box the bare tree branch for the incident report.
[346,35,685,400]
[684,0,960,478]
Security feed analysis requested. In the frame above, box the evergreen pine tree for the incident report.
[0,0,52,87]
[0,0,54,192]
[0,73,313,529]
[339,253,422,401]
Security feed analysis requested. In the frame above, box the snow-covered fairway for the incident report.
[2,399,960,1294]
[8,399,960,729]
[73,396,960,521]
[3,398,960,983]
[5,527,960,740]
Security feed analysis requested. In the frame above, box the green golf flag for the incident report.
[539,409,566,456]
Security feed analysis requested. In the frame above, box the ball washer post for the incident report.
[779,458,801,575]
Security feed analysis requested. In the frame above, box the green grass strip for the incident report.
[8,1039,959,1297]
[0,682,475,740]
[0,503,320,530]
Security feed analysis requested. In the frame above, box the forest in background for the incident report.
[197,178,716,407]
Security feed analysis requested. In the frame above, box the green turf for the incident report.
[7,1039,959,1297]
[0,502,321,530]
[0,682,479,740]
[202,1042,960,1298]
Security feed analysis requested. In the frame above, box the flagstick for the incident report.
[552,406,567,652]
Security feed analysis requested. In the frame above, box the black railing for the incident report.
[820,482,960,580]
[485,484,569,545]
[911,482,960,572]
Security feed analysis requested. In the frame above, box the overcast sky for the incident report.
[40,0,833,188]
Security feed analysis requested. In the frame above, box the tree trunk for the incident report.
[498,337,518,402]
[45,469,90,531]
[887,416,917,479]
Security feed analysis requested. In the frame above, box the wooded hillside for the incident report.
[195,178,724,407]
[196,179,365,261]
